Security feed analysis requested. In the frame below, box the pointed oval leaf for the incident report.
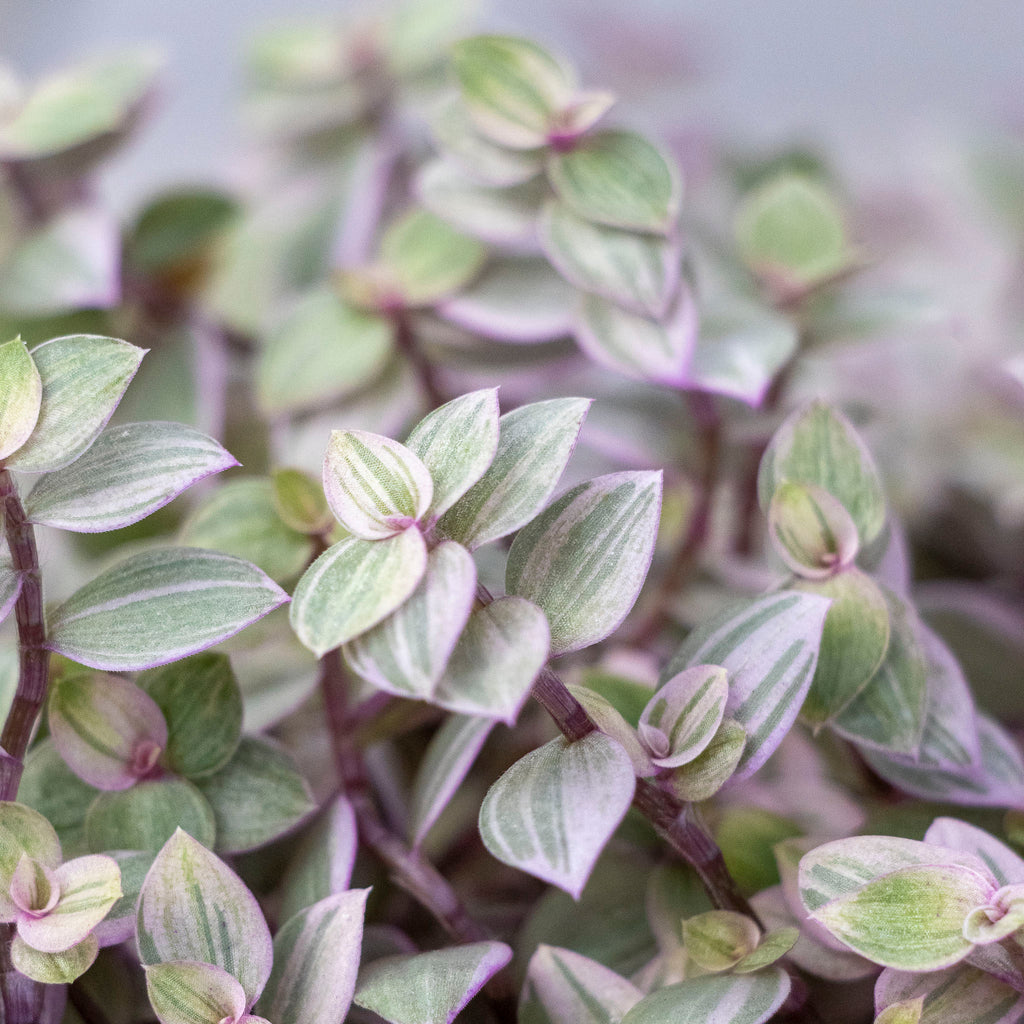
[924,819,1024,889]
[404,389,500,520]
[409,715,494,849]
[85,778,216,853]
[639,665,728,769]
[47,547,289,671]
[431,596,549,724]
[258,890,368,1024]
[6,335,145,473]
[438,397,590,549]
[665,718,746,802]
[546,131,681,234]
[194,737,315,855]
[875,964,1024,1024]
[354,941,512,1024]
[290,530,428,656]
[323,430,433,540]
[138,653,243,780]
[663,591,832,779]
[479,732,635,899]
[768,481,860,579]
[48,670,168,791]
[619,969,790,1024]
[145,961,247,1024]
[11,932,97,984]
[24,422,237,532]
[507,471,662,655]
[758,400,886,546]
[0,336,42,460]
[540,200,679,317]
[520,944,642,1024]
[137,829,273,1008]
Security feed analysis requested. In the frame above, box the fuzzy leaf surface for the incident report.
[11,933,97,984]
[0,336,42,460]
[145,960,247,1024]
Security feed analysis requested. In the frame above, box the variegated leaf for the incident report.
[568,684,654,777]
[0,336,42,460]
[873,997,923,1024]
[768,481,860,579]
[619,969,790,1024]
[665,718,746,802]
[11,932,97,984]
[0,801,65,915]
[875,965,1024,1024]
[25,422,237,532]
[289,530,427,657]
[506,471,662,655]
[664,591,831,779]
[145,960,247,1024]
[479,732,635,898]
[93,850,153,947]
[353,941,512,1024]
[638,665,728,769]
[923,819,1024,889]
[438,397,590,550]
[137,829,273,1007]
[47,547,289,671]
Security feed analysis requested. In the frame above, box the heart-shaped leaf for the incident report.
[0,336,42,460]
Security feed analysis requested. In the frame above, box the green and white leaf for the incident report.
[145,960,247,1024]
[479,732,635,899]
[618,969,790,1024]
[24,421,237,532]
[638,665,728,769]
[438,397,590,549]
[733,927,800,974]
[47,547,289,671]
[0,336,41,460]
[290,530,427,656]
[875,964,1024,1024]
[664,718,746,802]
[11,933,97,984]
[7,335,145,473]
[507,471,662,655]
[923,818,1024,889]
[768,481,860,579]
[0,803,62,914]
[94,849,153,947]
[16,741,96,859]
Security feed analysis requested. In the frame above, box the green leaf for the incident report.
[138,653,243,780]
[796,568,891,726]
[431,596,549,724]
[11,932,97,984]
[256,288,393,416]
[758,399,887,546]
[0,336,42,460]
[479,732,635,899]
[271,468,332,535]
[546,131,681,234]
[85,778,216,853]
[383,0,475,75]
[404,389,500,520]
[0,803,62,916]
[354,941,512,1024]
[539,200,679,317]
[451,35,574,149]
[664,719,746,802]
[137,829,273,1007]
[180,478,314,584]
[323,430,433,540]
[874,997,924,1024]
[145,960,247,1024]
[768,481,860,579]
[682,911,760,972]
[520,944,642,1024]
[17,740,97,858]
[6,335,145,473]
[638,665,728,769]
[47,547,289,671]
[24,421,238,532]
[195,737,315,854]
[409,715,494,849]
[438,397,590,550]
[875,964,1024,1024]
[290,530,428,656]
[258,890,368,1024]
[507,471,662,655]
[733,927,799,974]
[619,970,790,1024]
[48,670,168,791]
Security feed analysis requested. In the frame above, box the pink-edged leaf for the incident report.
[145,961,247,1024]
[923,818,1024,888]
[48,670,167,791]
[639,665,728,768]
[619,969,791,1024]
[8,854,59,917]
[875,965,1024,1024]
[0,803,62,920]
[0,336,42,460]
[10,932,98,985]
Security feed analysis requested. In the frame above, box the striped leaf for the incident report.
[409,715,494,848]
[353,941,512,1024]
[618,969,790,1024]
[575,288,698,386]
[404,390,500,520]
[257,890,368,1024]
[195,737,315,854]
[323,430,433,540]
[875,965,1024,1024]
[796,568,891,726]
[0,805,62,916]
[7,335,144,473]
[539,200,679,317]
[520,945,642,1024]
[662,590,832,779]
[568,684,654,777]
[278,795,357,926]
[438,397,590,550]
[290,530,427,657]
[145,960,246,1024]
[11,932,97,984]
[431,596,549,723]
[923,819,1024,889]
[479,732,635,898]
[25,422,237,532]
[47,547,289,671]
[93,850,153,947]
[137,829,273,1008]
[0,336,42,460]
[768,481,860,579]
[506,471,662,655]
[758,400,887,546]
[48,670,168,791]
[665,718,746,802]
[638,665,728,769]
[547,131,681,234]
